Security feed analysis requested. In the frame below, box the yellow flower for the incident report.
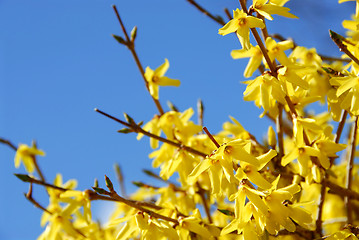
[137,114,161,149]
[342,16,359,41]
[292,116,322,146]
[266,37,293,65]
[135,211,178,240]
[277,65,310,93]
[313,139,346,169]
[220,116,251,140]
[231,45,263,77]
[290,46,322,67]
[179,210,218,239]
[262,178,311,234]
[326,228,359,240]
[59,190,92,223]
[188,140,259,196]
[252,0,298,20]
[219,9,265,50]
[243,72,286,114]
[41,174,77,227]
[235,149,277,190]
[269,0,289,6]
[144,59,180,100]
[330,73,359,115]
[14,143,45,173]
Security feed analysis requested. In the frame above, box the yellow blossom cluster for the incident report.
[9,0,359,239]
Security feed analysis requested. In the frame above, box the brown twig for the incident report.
[31,155,45,182]
[257,13,269,40]
[93,177,179,224]
[95,108,208,158]
[321,55,351,63]
[238,0,277,77]
[24,183,52,214]
[15,174,68,191]
[330,110,348,166]
[0,138,17,151]
[271,33,351,63]
[276,104,284,160]
[89,190,162,210]
[330,30,359,66]
[186,0,225,25]
[270,33,296,48]
[266,113,293,137]
[345,116,358,223]
[316,110,348,236]
[224,8,232,21]
[324,179,359,201]
[203,127,220,148]
[112,5,164,115]
[272,169,359,202]
[196,182,213,224]
[197,99,204,127]
[248,133,267,151]
[30,141,46,182]
[133,180,185,194]
[315,181,326,237]
[114,163,126,197]
[143,169,179,186]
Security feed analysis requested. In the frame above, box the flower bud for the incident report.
[267,126,277,147]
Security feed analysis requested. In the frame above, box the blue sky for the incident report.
[0,0,355,239]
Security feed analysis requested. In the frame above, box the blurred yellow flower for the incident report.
[14,143,45,173]
[252,0,298,20]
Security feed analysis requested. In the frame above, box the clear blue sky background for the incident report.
[0,0,355,239]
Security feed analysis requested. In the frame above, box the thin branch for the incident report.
[238,0,322,169]
[203,127,220,148]
[316,110,348,235]
[324,179,359,201]
[271,33,351,63]
[114,163,126,197]
[315,182,326,237]
[330,110,348,167]
[197,99,204,128]
[95,108,208,158]
[196,182,213,224]
[276,104,284,160]
[186,0,225,25]
[89,190,162,210]
[0,138,17,151]
[248,133,268,151]
[112,5,164,115]
[257,13,269,40]
[24,183,52,214]
[335,111,348,144]
[224,8,232,21]
[32,155,45,182]
[239,0,277,76]
[321,55,351,63]
[330,30,359,66]
[345,116,358,224]
[266,113,293,137]
[92,186,179,224]
[133,181,185,194]
[15,174,68,191]
[270,33,296,48]
[143,169,179,186]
